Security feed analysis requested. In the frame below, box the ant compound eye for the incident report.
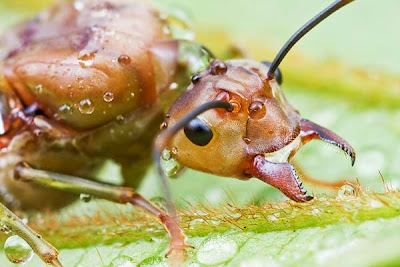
[184,117,213,146]
[261,61,283,85]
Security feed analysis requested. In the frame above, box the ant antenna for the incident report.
[267,0,355,80]
[153,100,232,218]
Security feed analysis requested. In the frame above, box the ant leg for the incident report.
[14,162,190,264]
[0,202,62,266]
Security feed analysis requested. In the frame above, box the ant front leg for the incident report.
[0,202,62,266]
[14,162,190,266]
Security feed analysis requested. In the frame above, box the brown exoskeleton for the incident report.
[0,0,355,266]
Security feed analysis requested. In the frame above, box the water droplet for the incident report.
[67,84,73,89]
[79,194,92,203]
[178,42,214,74]
[0,225,11,234]
[161,7,194,40]
[79,99,94,114]
[160,122,168,130]
[103,92,114,103]
[109,255,135,267]
[249,101,266,120]
[160,153,183,177]
[229,99,241,113]
[171,147,178,155]
[169,82,178,90]
[78,50,96,67]
[138,256,167,267]
[116,115,125,123]
[35,84,43,93]
[4,235,34,264]
[161,149,171,161]
[210,60,228,75]
[118,55,131,65]
[58,104,72,114]
[197,234,238,265]
[338,185,355,198]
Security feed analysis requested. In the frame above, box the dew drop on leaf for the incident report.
[4,235,34,264]
[109,255,135,267]
[197,234,238,265]
[338,185,355,198]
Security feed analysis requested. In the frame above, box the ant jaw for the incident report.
[248,119,355,202]
[250,155,312,202]
[300,119,356,166]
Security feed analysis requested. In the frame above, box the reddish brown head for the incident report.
[162,59,355,202]
[165,59,299,176]
[159,0,356,202]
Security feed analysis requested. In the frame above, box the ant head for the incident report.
[156,0,356,203]
[163,59,301,178]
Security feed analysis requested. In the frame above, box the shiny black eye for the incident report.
[261,61,283,85]
[191,73,201,84]
[184,117,213,146]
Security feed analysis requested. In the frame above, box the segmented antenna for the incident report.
[153,100,232,219]
[267,0,355,80]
